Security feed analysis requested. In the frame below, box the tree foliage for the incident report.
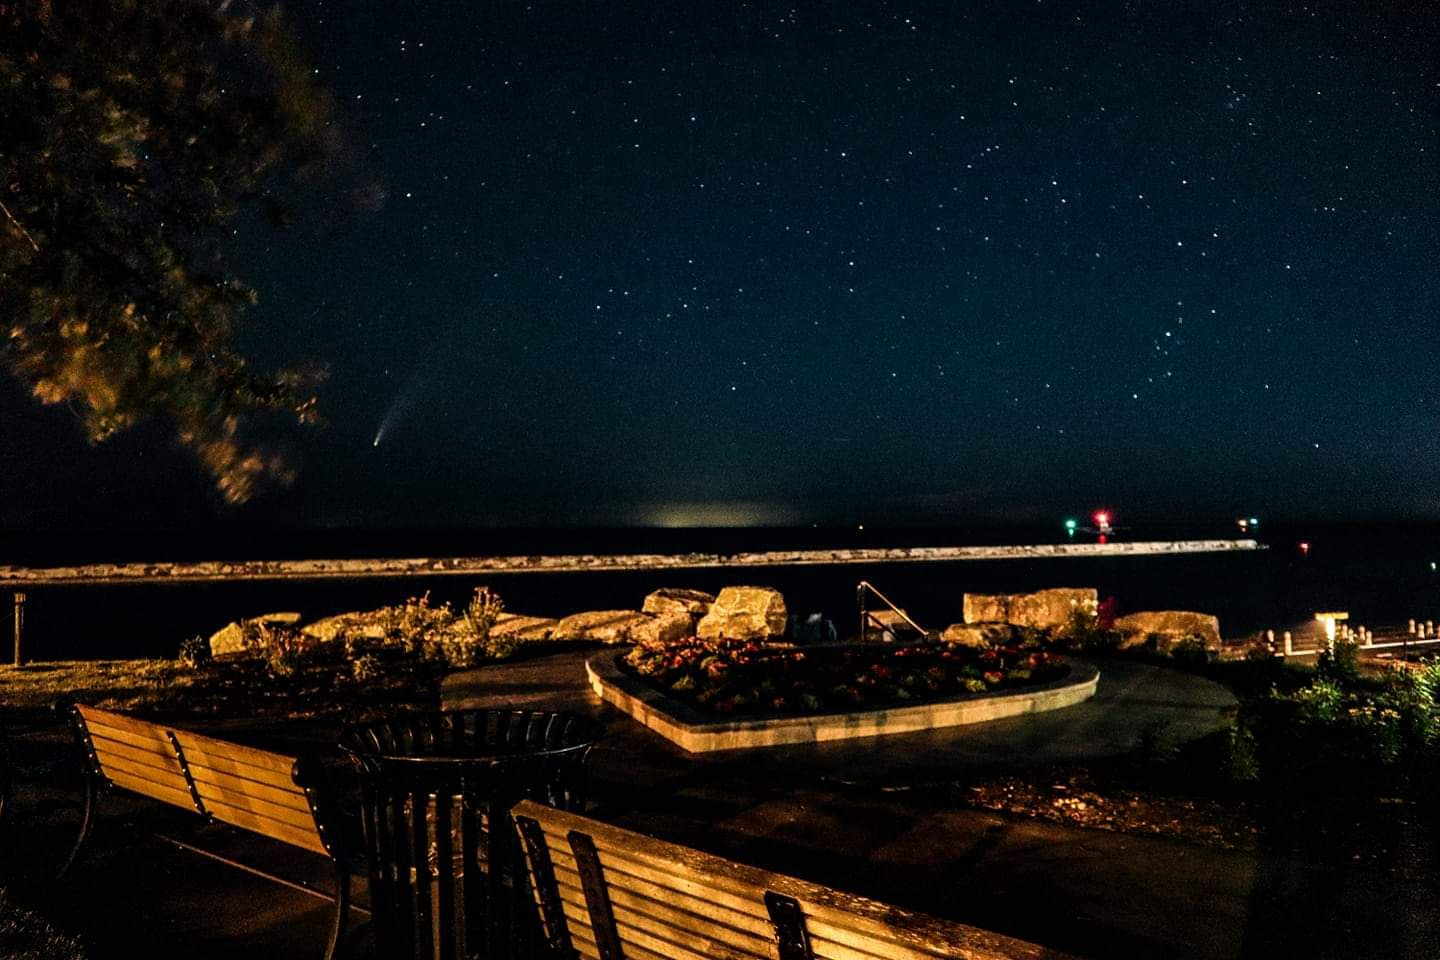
[0,0,337,503]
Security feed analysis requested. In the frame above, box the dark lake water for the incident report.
[3,522,1439,660]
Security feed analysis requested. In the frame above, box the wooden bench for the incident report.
[65,704,358,960]
[510,800,1078,960]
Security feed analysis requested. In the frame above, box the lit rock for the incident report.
[631,611,694,648]
[300,612,389,645]
[553,610,657,645]
[1114,611,1222,651]
[696,586,787,641]
[489,613,558,642]
[941,622,1014,649]
[207,611,303,658]
[641,588,715,621]
[963,588,1098,631]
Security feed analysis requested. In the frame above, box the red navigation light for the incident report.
[1298,541,1311,556]
[1093,511,1110,526]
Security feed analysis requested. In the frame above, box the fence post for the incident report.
[12,591,25,667]
[1283,631,1293,656]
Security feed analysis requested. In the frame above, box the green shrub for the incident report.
[1171,636,1210,666]
[350,653,383,684]
[262,626,308,679]
[1056,607,1121,652]
[177,635,211,669]
[1315,638,1361,686]
[1225,718,1261,782]
[1377,661,1440,751]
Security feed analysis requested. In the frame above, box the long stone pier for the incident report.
[0,539,1263,587]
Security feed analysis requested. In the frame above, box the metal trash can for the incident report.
[340,709,600,960]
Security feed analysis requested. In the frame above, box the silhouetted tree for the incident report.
[0,0,337,503]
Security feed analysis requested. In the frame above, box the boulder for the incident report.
[629,611,694,648]
[1113,611,1222,651]
[207,611,303,658]
[696,586,788,641]
[963,588,1098,631]
[552,610,656,645]
[300,611,389,645]
[208,621,250,658]
[941,622,1015,649]
[488,613,558,643]
[642,588,715,621]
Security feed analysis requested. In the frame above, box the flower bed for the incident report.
[621,635,1066,719]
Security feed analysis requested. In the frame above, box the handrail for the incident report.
[856,580,931,641]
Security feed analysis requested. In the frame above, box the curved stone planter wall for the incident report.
[586,653,1100,753]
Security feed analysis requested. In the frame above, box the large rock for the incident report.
[696,586,788,641]
[553,610,658,645]
[489,613,558,643]
[963,588,1098,631]
[300,611,390,645]
[941,622,1015,649]
[630,612,694,648]
[1114,611,1222,651]
[642,588,715,621]
[208,611,303,658]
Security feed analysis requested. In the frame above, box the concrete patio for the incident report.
[2,650,1437,959]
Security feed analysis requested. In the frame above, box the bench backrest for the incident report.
[510,799,1072,960]
[74,705,330,857]
[75,705,196,813]
[171,727,329,855]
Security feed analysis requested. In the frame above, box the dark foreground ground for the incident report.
[3,651,1438,960]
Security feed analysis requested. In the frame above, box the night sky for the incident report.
[4,1,1438,531]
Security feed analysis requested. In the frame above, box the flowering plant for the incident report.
[622,636,1064,718]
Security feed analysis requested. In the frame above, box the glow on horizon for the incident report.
[640,501,801,528]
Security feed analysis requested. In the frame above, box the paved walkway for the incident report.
[4,652,1437,959]
[441,650,1440,960]
[443,650,1239,786]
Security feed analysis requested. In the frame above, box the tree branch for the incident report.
[0,198,40,253]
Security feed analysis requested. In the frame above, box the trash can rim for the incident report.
[338,708,602,763]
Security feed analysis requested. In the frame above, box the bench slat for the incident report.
[177,747,300,792]
[551,867,776,949]
[195,785,319,831]
[515,802,1071,960]
[545,830,943,960]
[554,877,773,960]
[188,766,312,813]
[559,897,762,960]
[102,768,199,812]
[537,821,952,960]
[170,730,298,775]
[90,749,188,794]
[89,735,184,777]
[77,706,171,741]
[535,824,769,923]
[84,721,175,757]
[203,799,328,854]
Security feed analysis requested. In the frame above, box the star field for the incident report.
[6,0,1438,528]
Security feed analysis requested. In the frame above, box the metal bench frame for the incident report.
[63,704,361,960]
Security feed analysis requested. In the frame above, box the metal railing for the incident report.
[855,580,931,642]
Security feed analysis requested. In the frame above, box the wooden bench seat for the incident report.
[66,704,356,960]
[511,800,1077,960]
